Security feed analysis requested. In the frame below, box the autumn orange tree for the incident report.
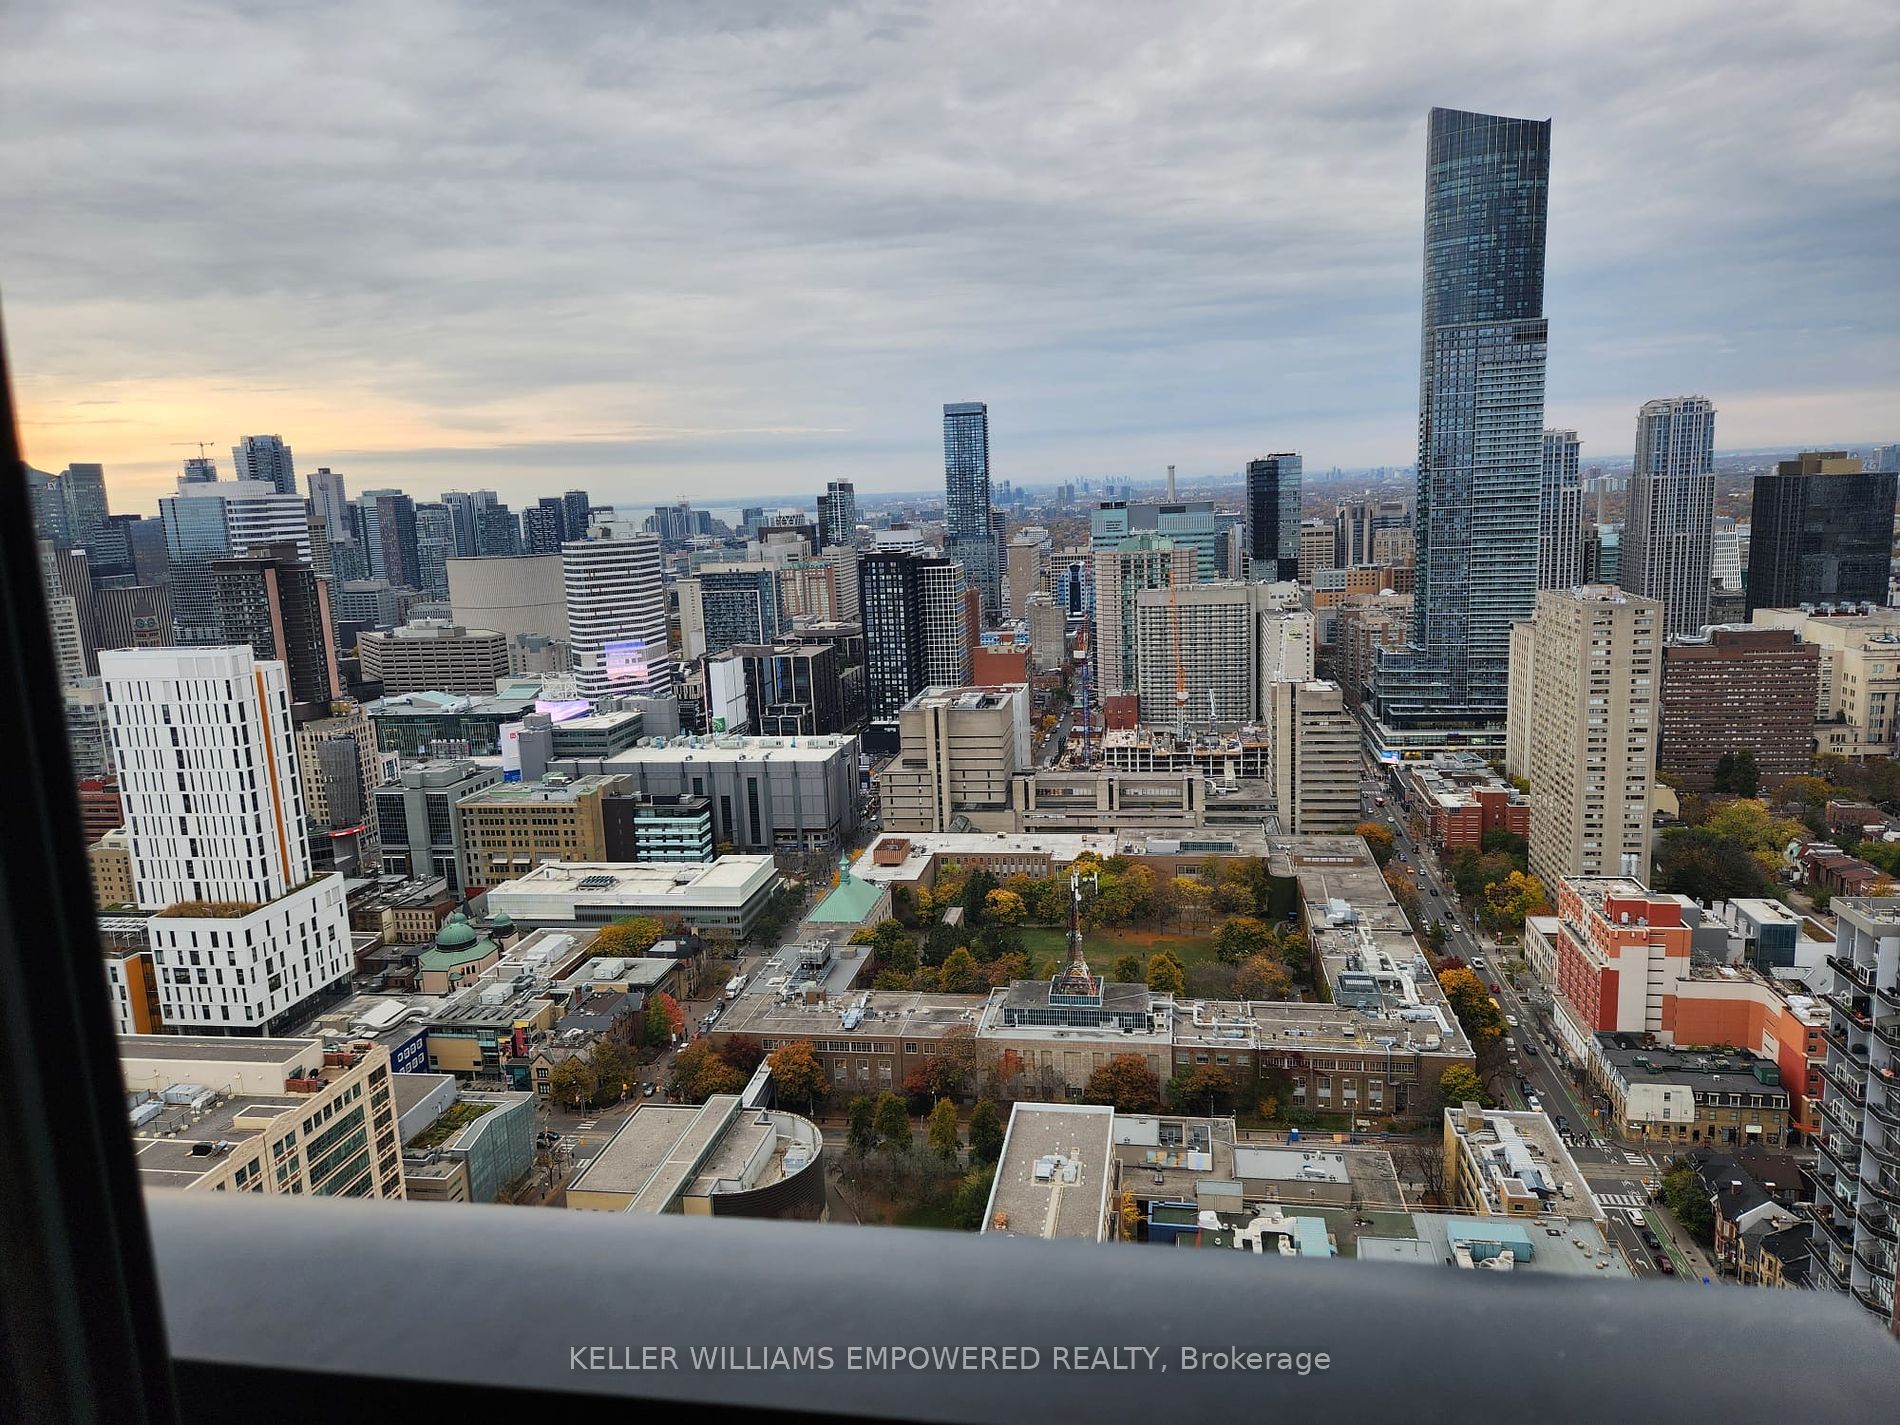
[671,1040,747,1102]
[1083,1053,1163,1112]
[766,1041,830,1112]
[593,915,667,956]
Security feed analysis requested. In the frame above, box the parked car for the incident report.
[643,1082,658,1098]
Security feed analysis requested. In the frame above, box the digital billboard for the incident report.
[604,638,648,684]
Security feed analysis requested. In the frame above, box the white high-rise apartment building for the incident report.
[1506,586,1661,895]
[562,529,671,697]
[919,558,971,690]
[1094,535,1197,695]
[209,478,312,561]
[101,646,352,1032]
[1622,396,1717,639]
[1539,430,1586,590]
[1130,581,1313,727]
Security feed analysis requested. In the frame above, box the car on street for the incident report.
[1522,1039,1537,1056]
[1487,982,1499,993]
[1471,956,1487,970]
[1654,1254,1675,1275]
[1526,1094,1543,1112]
[1641,1228,1662,1250]
[1429,887,1440,897]
[643,1082,658,1097]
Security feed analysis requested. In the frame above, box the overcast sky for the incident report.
[3,1,1895,513]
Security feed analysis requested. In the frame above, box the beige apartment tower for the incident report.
[879,685,1032,834]
[1269,680,1361,832]
[1506,587,1661,895]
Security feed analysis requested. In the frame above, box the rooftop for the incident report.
[457,774,625,806]
[118,1035,317,1065]
[982,1103,1117,1241]
[486,857,779,907]
[900,685,1026,714]
[1595,1038,1786,1097]
[130,1093,299,1189]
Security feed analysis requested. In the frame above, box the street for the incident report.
[1357,765,1720,1285]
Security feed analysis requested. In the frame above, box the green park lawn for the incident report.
[1015,925,1217,977]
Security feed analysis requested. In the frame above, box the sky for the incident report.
[2,0,1896,515]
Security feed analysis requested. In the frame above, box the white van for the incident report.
[724,974,748,1000]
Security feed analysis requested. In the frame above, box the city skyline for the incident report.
[3,3,1894,508]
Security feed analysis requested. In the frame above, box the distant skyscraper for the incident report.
[1244,454,1301,581]
[25,466,70,544]
[1868,443,1900,475]
[1746,452,1897,615]
[524,497,568,555]
[1373,107,1550,728]
[651,501,696,546]
[359,490,421,589]
[563,530,670,697]
[307,467,349,539]
[60,462,110,551]
[476,498,520,556]
[562,490,593,541]
[233,434,297,495]
[159,486,232,642]
[1538,430,1585,590]
[414,502,455,600]
[1622,396,1717,638]
[441,491,483,557]
[180,455,220,484]
[1332,497,1410,570]
[817,480,858,550]
[944,402,1000,619]
[698,564,783,656]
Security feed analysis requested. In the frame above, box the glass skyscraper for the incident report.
[944,401,1000,620]
[1244,454,1302,581]
[1746,452,1897,615]
[1373,107,1550,728]
[1539,430,1585,590]
[1622,396,1717,639]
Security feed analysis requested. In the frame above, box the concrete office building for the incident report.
[1334,497,1411,571]
[1005,527,1051,620]
[1746,452,1897,616]
[1657,627,1820,792]
[374,760,501,893]
[709,642,845,737]
[1131,581,1313,728]
[1094,534,1197,697]
[101,646,354,1033]
[485,858,783,941]
[358,619,511,695]
[1539,430,1586,590]
[1506,587,1660,894]
[123,1036,403,1198]
[1622,397,1718,639]
[880,685,1032,834]
[563,529,671,698]
[553,733,861,855]
[777,548,860,626]
[1091,499,1219,581]
[566,1095,826,1219]
[1269,680,1360,832]
[446,552,569,669]
[294,701,385,868]
[454,773,627,892]
[1297,521,1336,583]
[1025,591,1068,674]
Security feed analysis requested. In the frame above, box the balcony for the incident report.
[1868,1130,1900,1173]
[1816,1245,1852,1290]
[1818,1055,1869,1104]
[1861,1206,1899,1243]
[1860,1168,1900,1210]
[1873,1017,1900,1052]
[1854,1238,1896,1279]
[1814,1203,1858,1253]
[1830,954,1876,992]
[1815,1168,1860,1218]
[1851,1279,1893,1319]
[1878,981,1900,1012]
[1867,1088,1900,1133]
[1821,1088,1864,1139]
[1827,987,1875,1030]
[1817,1132,1860,1183]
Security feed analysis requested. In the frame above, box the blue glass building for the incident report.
[1373,108,1551,729]
[944,401,1000,619]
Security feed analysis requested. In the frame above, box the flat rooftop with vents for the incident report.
[982,1102,1118,1242]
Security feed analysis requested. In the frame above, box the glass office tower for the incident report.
[1373,107,1550,727]
[1245,454,1302,582]
[944,401,1000,620]
[1746,452,1897,615]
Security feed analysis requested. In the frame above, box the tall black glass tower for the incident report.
[1746,453,1897,615]
[1374,107,1551,728]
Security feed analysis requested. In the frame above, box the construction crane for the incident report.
[170,441,216,458]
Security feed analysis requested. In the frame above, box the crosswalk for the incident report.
[1598,1192,1650,1211]
[1622,1150,1651,1167]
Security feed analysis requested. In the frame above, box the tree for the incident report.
[1145,952,1186,996]
[1392,1139,1448,1204]
[872,1091,913,1163]
[1083,1054,1163,1112]
[984,952,1030,987]
[1210,880,1254,915]
[1169,1062,1234,1114]
[1112,953,1144,983]
[927,1098,962,1163]
[1653,827,1777,902]
[1481,870,1548,931]
[1214,915,1272,964]
[1384,863,1422,924]
[967,1099,1006,1165]
[1661,1160,1714,1243]
[959,868,1000,922]
[593,915,666,956]
[1118,1188,1140,1241]
[766,1041,829,1111]
[1355,821,1396,867]
[845,1096,877,1161]
[589,1038,638,1102]
[984,889,1026,925]
[1711,750,1761,799]
[1185,961,1239,1000]
[938,946,984,993]
[549,1057,598,1111]
[1234,954,1293,1001]
[672,1040,747,1102]
[1171,876,1211,928]
[1480,827,1530,865]
[1704,798,1805,854]
[646,990,685,1046]
[1438,1063,1487,1108]
[1437,967,1505,1047]
[948,1163,997,1230]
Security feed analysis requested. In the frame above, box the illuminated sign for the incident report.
[604,638,648,684]
[534,698,593,723]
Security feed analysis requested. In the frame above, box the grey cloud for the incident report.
[1,0,1896,507]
